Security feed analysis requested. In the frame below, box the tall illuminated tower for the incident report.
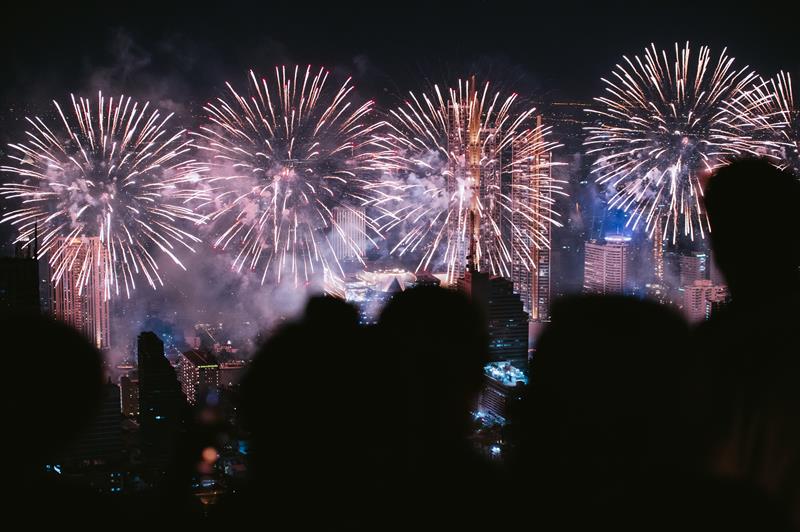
[51,237,111,350]
[331,206,367,262]
[510,116,552,321]
[652,215,665,284]
[445,77,499,283]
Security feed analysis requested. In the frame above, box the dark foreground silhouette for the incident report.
[4,158,798,530]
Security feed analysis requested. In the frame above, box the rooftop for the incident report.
[182,349,219,368]
[484,362,528,387]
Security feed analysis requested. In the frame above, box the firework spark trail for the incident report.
[584,42,774,244]
[0,92,208,300]
[192,66,385,292]
[367,78,565,282]
[723,71,800,175]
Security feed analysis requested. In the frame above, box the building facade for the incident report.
[179,350,220,405]
[331,206,367,262]
[583,235,630,294]
[683,280,729,323]
[460,267,529,369]
[137,332,185,467]
[51,237,111,350]
[510,116,553,321]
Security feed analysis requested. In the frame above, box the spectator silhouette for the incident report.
[376,286,497,529]
[4,313,108,526]
[691,159,800,524]
[230,295,375,529]
[704,158,799,305]
[515,294,795,529]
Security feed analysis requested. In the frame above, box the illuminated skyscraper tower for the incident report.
[510,116,552,321]
[51,237,111,350]
[652,215,665,284]
[331,206,367,262]
[445,77,499,283]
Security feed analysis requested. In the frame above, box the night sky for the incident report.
[2,0,798,109]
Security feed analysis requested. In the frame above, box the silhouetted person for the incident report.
[4,313,108,526]
[513,295,786,529]
[705,158,800,305]
[510,296,694,528]
[691,159,800,524]
[376,286,496,529]
[229,296,375,529]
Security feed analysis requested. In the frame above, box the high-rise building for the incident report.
[679,252,708,288]
[460,267,529,369]
[137,332,185,466]
[331,206,367,262]
[709,252,725,286]
[62,380,123,466]
[479,361,528,420]
[51,237,111,350]
[0,244,40,315]
[179,350,220,405]
[683,280,729,323]
[120,372,139,417]
[444,79,499,283]
[583,235,630,294]
[652,216,665,284]
[510,116,553,321]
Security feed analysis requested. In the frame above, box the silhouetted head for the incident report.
[239,295,368,523]
[3,314,103,472]
[378,286,487,450]
[705,159,800,300]
[520,296,690,494]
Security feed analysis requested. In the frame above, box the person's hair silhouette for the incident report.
[514,295,692,528]
[704,158,800,302]
[692,158,800,525]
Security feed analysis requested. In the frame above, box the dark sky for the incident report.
[2,0,798,111]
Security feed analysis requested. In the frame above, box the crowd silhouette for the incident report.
[5,158,799,530]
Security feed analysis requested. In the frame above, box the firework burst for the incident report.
[584,42,769,243]
[0,92,207,300]
[368,78,564,282]
[723,71,800,175]
[193,66,384,290]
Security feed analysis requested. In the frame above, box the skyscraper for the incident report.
[331,206,367,262]
[51,237,111,350]
[683,279,729,323]
[137,332,185,467]
[583,235,630,294]
[678,252,708,288]
[178,349,220,405]
[479,361,528,420]
[510,116,552,321]
[445,78,499,283]
[120,372,139,417]
[460,266,529,369]
[62,380,123,466]
[0,242,40,315]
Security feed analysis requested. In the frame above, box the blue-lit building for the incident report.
[459,267,529,369]
[479,361,528,420]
